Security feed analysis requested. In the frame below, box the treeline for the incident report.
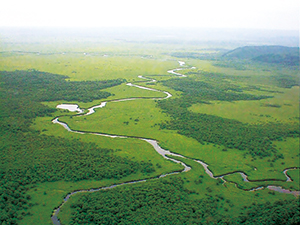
[161,77,272,102]
[170,52,218,60]
[1,130,154,224]
[0,70,154,224]
[69,176,300,224]
[157,76,299,158]
[252,54,299,66]
[186,70,299,90]
[158,98,298,157]
[212,60,247,70]
[231,199,300,225]
[69,177,224,224]
[1,70,125,102]
[272,74,299,88]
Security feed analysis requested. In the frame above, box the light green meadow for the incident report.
[189,86,299,124]
[0,53,178,82]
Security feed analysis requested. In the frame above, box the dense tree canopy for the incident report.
[1,70,125,102]
[161,77,272,102]
[69,177,300,225]
[158,75,299,158]
[69,177,224,224]
[0,70,153,224]
[231,199,300,225]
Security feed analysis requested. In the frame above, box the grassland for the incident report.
[0,50,178,82]
[1,42,299,224]
[172,157,296,204]
[189,85,299,125]
[56,98,299,180]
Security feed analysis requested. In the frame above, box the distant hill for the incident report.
[223,46,299,66]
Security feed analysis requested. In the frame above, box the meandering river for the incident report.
[51,62,299,225]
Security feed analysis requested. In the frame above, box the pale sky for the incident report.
[0,0,299,30]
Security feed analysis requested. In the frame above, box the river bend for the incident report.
[51,62,299,225]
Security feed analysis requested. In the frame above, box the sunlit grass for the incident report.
[0,54,178,81]
[189,86,299,124]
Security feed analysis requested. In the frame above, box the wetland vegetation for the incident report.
[0,28,299,224]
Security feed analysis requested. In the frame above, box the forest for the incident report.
[0,70,154,224]
[1,70,125,103]
[157,74,299,158]
[68,177,299,225]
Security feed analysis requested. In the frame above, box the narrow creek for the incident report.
[51,62,299,225]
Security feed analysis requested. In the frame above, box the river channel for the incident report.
[51,62,299,225]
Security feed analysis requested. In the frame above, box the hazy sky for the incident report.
[1,0,299,30]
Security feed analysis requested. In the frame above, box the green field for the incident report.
[189,87,299,124]
[1,39,299,225]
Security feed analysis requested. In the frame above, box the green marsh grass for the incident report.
[164,157,296,218]
[2,46,299,224]
[189,86,299,124]
[32,117,183,176]
[0,54,178,81]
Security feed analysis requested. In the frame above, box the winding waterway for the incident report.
[51,62,299,225]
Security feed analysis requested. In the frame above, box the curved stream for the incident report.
[51,62,299,225]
